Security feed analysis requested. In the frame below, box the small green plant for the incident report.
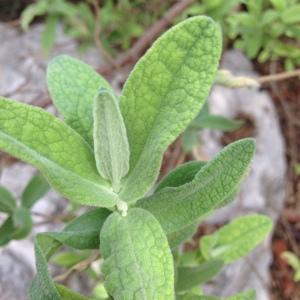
[282,251,300,282]
[227,0,300,69]
[0,17,272,299]
[21,0,170,55]
[0,173,49,245]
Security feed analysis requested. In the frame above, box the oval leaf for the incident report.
[100,208,175,299]
[21,173,50,209]
[93,88,130,192]
[200,214,272,264]
[0,97,117,207]
[138,139,256,236]
[119,16,222,202]
[0,186,16,213]
[47,55,112,145]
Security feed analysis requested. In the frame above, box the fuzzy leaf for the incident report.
[138,139,255,237]
[47,55,112,145]
[0,186,16,213]
[100,208,175,299]
[176,260,223,292]
[119,16,222,202]
[200,214,272,264]
[93,88,130,192]
[21,174,50,209]
[0,97,117,207]
[12,206,32,239]
[156,161,206,192]
[46,208,111,250]
[29,208,110,300]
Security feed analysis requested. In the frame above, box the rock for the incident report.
[201,50,287,300]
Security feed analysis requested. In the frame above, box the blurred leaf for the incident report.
[200,214,272,264]
[270,0,286,11]
[157,161,206,192]
[281,4,300,23]
[22,174,50,209]
[0,186,16,213]
[176,260,223,292]
[282,251,300,281]
[51,251,90,268]
[0,217,14,246]
[182,130,199,153]
[41,15,58,55]
[20,0,48,30]
[12,206,32,239]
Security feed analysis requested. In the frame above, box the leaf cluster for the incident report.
[0,174,49,245]
[0,16,273,299]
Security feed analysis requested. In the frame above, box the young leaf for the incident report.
[55,284,91,300]
[93,88,130,192]
[156,161,206,192]
[119,16,222,202]
[200,214,272,264]
[0,97,117,208]
[46,208,111,250]
[0,217,15,246]
[138,139,255,237]
[41,15,58,55]
[29,208,110,300]
[0,186,16,213]
[47,55,112,145]
[21,173,50,209]
[176,259,223,292]
[12,206,32,239]
[100,208,175,299]
[156,163,207,248]
[29,235,62,300]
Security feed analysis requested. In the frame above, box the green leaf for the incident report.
[176,260,223,292]
[200,214,272,264]
[0,97,117,208]
[191,115,244,132]
[93,88,130,192]
[282,251,300,281]
[29,235,62,300]
[168,222,198,249]
[156,161,206,192]
[0,217,15,246]
[100,208,175,299]
[182,130,199,153]
[51,251,90,268]
[177,290,256,300]
[41,15,58,55]
[138,139,255,237]
[270,0,286,11]
[20,0,48,30]
[12,206,32,239]
[47,55,112,145]
[226,290,256,300]
[47,208,111,250]
[158,161,206,248]
[0,186,16,213]
[119,16,222,202]
[56,284,91,300]
[29,208,110,300]
[22,174,50,209]
[281,5,300,24]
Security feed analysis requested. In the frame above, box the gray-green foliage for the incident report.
[0,16,272,299]
[0,173,49,246]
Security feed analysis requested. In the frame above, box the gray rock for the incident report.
[200,50,287,300]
